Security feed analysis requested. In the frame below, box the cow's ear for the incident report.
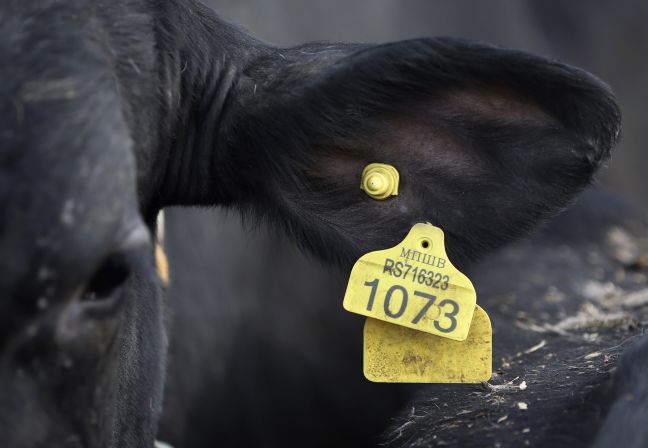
[222,38,621,266]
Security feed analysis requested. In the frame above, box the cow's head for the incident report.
[0,0,620,446]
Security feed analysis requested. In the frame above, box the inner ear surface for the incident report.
[440,87,555,125]
[306,82,559,188]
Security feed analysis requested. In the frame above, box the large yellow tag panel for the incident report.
[343,223,476,341]
[364,305,492,383]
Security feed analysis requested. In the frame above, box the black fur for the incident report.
[162,27,622,268]
[0,0,633,446]
[382,188,648,447]
[158,188,648,448]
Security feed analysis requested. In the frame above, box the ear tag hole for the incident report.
[420,239,431,249]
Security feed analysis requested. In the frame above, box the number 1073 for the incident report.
[364,278,459,333]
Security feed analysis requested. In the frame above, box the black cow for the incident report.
[0,0,626,447]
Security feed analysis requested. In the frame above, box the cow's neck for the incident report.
[156,0,271,209]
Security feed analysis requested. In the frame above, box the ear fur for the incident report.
[218,38,621,266]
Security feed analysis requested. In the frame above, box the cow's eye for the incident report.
[81,253,130,302]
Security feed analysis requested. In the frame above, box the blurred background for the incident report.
[206,0,648,204]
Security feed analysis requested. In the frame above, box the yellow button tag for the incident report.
[343,223,476,341]
[363,305,492,383]
[360,163,399,200]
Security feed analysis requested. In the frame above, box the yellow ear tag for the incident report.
[360,163,399,200]
[155,211,169,287]
[343,223,476,341]
[363,306,492,383]
[155,244,169,286]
